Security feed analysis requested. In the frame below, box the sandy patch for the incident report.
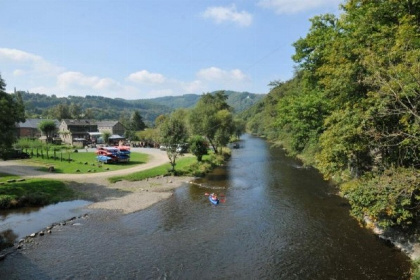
[85,176,194,214]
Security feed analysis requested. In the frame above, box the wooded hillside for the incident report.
[242,0,420,229]
[20,91,264,125]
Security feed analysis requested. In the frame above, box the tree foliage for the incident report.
[159,110,189,172]
[243,0,420,228]
[38,120,57,142]
[189,135,208,162]
[189,91,235,153]
[0,75,25,158]
[129,110,146,131]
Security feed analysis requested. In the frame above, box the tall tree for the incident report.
[130,110,146,131]
[0,75,26,158]
[189,91,235,153]
[159,111,188,172]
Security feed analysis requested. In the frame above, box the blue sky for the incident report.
[1,0,342,99]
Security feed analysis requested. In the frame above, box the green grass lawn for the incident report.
[108,154,215,183]
[0,173,76,209]
[23,151,149,174]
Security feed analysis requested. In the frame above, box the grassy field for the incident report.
[108,153,227,183]
[108,156,199,183]
[0,173,76,209]
[24,151,149,174]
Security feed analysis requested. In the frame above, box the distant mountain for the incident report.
[148,91,265,113]
[20,91,265,125]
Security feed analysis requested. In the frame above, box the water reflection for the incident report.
[0,200,90,241]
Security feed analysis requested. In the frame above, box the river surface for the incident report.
[0,134,411,279]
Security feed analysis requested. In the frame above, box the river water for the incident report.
[0,134,411,279]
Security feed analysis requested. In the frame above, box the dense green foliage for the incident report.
[189,91,236,153]
[189,135,208,161]
[18,91,263,125]
[0,75,25,159]
[243,0,420,229]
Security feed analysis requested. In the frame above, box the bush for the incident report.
[0,195,16,209]
[341,167,420,228]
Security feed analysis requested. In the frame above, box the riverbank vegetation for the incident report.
[108,150,229,183]
[242,1,420,231]
[0,175,76,209]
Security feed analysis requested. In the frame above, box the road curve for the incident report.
[0,148,170,183]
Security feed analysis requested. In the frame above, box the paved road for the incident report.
[0,148,169,183]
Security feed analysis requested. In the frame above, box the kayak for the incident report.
[209,194,219,205]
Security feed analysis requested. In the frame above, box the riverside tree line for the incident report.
[243,0,420,229]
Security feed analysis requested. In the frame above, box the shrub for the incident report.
[341,167,420,228]
[0,195,16,209]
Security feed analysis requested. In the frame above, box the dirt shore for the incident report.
[0,148,195,214]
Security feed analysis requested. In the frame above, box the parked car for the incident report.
[159,145,167,151]
[176,144,189,153]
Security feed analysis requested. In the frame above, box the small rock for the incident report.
[29,233,36,238]
[39,231,44,236]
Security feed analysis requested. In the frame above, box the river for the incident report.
[0,134,411,279]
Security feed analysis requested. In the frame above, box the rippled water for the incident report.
[0,135,411,279]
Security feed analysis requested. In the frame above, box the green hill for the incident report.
[20,91,264,125]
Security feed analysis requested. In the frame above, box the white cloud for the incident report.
[202,5,253,27]
[0,48,42,62]
[182,80,204,94]
[126,70,166,84]
[197,67,247,82]
[57,71,122,92]
[257,0,342,14]
[0,48,64,75]
[1,48,254,99]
